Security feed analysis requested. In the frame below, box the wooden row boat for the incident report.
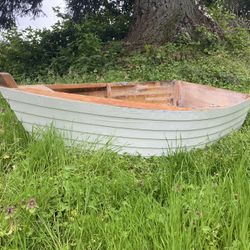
[0,72,249,156]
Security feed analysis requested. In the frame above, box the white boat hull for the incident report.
[1,87,249,156]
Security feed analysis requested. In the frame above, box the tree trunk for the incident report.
[127,0,222,44]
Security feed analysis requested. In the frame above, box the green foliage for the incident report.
[0,16,131,82]
[1,28,249,86]
[0,1,249,83]
[0,28,53,81]
[204,0,250,17]
[193,26,220,50]
[209,6,250,52]
[65,0,134,40]
[65,0,134,22]
[105,50,249,93]
[0,0,43,29]
[225,26,250,51]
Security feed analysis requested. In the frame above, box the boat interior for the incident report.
[0,72,249,110]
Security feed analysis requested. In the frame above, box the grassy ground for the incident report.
[0,47,250,249]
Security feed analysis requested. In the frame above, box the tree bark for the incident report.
[127,0,222,44]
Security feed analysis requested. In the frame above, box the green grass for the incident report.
[0,45,250,249]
